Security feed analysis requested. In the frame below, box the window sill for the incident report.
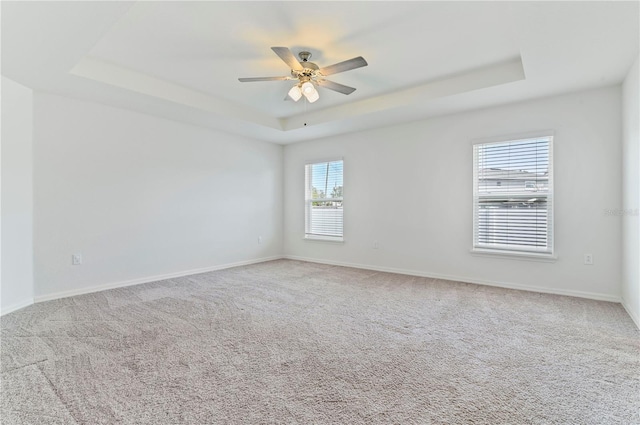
[470,248,557,263]
[304,235,344,243]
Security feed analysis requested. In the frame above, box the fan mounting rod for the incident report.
[298,51,312,62]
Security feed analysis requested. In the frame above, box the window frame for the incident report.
[304,158,344,242]
[471,131,556,260]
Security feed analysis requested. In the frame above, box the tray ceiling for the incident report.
[2,1,638,144]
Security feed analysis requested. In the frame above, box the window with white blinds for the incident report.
[305,159,343,240]
[473,135,553,256]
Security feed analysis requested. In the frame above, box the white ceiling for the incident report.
[2,1,638,144]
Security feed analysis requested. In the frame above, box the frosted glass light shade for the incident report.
[304,88,319,103]
[288,85,302,101]
[301,81,315,95]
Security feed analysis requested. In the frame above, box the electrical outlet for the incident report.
[72,253,82,265]
[373,240,379,249]
[258,236,262,245]
[584,254,593,265]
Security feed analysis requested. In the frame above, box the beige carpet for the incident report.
[1,259,638,424]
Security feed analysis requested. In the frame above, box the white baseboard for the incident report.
[8,255,630,322]
[0,298,35,316]
[284,255,622,303]
[621,301,640,330]
[34,256,283,304]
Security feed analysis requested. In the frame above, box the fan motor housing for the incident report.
[292,61,320,80]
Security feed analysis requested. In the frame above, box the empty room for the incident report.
[1,1,639,424]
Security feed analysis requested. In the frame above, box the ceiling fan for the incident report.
[238,47,368,103]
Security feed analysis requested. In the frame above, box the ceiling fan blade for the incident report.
[238,76,291,82]
[319,56,368,76]
[317,79,356,95]
[271,47,304,71]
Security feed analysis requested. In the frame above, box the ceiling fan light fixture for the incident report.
[288,85,302,101]
[301,81,315,95]
[304,88,320,103]
[239,47,367,104]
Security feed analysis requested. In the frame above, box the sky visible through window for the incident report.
[311,161,343,198]
[478,138,550,174]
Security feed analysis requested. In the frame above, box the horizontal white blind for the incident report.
[473,136,553,254]
[305,160,343,239]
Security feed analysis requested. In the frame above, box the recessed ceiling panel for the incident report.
[2,1,638,144]
[86,1,520,118]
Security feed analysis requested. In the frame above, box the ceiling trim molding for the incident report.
[71,56,525,134]
[70,56,282,130]
[283,57,526,131]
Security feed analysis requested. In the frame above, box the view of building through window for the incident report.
[305,160,343,239]
[473,136,553,255]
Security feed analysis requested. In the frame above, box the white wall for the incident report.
[1,77,35,313]
[33,93,283,300]
[622,55,640,327]
[284,86,622,301]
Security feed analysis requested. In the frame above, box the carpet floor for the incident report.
[1,259,639,424]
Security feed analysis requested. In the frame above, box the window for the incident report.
[305,159,344,241]
[473,135,553,257]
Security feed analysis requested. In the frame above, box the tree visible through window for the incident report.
[305,160,343,239]
[473,135,553,255]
